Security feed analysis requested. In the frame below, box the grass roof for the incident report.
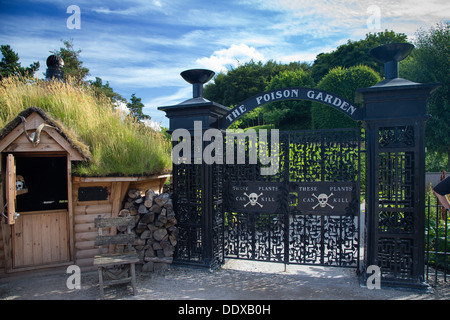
[0,76,172,177]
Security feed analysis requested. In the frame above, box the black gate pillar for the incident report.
[357,44,440,289]
[159,69,229,269]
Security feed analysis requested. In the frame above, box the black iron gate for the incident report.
[163,43,438,288]
[223,128,362,267]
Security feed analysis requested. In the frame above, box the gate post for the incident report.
[357,44,440,289]
[159,69,229,270]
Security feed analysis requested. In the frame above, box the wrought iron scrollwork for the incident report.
[223,128,361,267]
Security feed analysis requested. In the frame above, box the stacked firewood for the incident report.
[121,189,177,272]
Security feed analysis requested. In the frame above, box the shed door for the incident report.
[12,210,69,268]
[8,155,70,269]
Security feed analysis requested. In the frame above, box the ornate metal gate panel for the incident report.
[223,128,361,267]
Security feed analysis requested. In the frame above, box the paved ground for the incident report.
[0,259,449,300]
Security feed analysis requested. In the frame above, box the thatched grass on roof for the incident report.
[0,106,92,161]
[0,76,172,176]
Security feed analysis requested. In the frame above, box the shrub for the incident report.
[311,65,381,129]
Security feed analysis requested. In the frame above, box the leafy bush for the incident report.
[311,65,381,129]
[263,69,315,130]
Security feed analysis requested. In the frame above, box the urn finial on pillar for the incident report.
[180,69,215,98]
[45,54,64,80]
[370,43,414,80]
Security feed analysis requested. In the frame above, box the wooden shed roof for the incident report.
[0,106,91,161]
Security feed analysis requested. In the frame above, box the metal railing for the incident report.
[425,194,450,283]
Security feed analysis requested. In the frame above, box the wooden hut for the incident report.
[0,107,170,275]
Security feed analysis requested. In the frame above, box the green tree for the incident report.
[204,60,311,107]
[89,77,126,103]
[263,69,315,129]
[311,30,407,83]
[0,45,40,80]
[52,40,124,106]
[127,93,150,120]
[311,65,381,129]
[51,39,89,83]
[401,22,450,170]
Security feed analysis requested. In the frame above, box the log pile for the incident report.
[121,189,176,272]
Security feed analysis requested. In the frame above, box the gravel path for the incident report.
[1,259,449,300]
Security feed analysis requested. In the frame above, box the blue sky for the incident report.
[0,0,449,127]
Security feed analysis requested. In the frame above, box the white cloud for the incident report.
[276,52,324,64]
[246,0,449,38]
[95,66,186,89]
[144,87,192,108]
[142,119,162,131]
[114,100,129,114]
[92,0,168,15]
[195,44,266,73]
[113,97,163,130]
[142,87,192,127]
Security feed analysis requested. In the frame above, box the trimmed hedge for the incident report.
[311,65,381,129]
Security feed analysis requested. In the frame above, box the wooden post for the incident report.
[5,154,16,225]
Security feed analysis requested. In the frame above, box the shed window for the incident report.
[15,156,68,212]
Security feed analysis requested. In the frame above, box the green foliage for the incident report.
[311,65,381,129]
[51,39,89,84]
[401,22,450,170]
[89,77,126,103]
[203,60,311,107]
[127,93,150,121]
[311,30,407,83]
[426,151,449,172]
[0,76,171,176]
[228,109,263,129]
[53,39,137,117]
[0,45,40,80]
[263,69,315,130]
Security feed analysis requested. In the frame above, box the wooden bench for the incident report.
[94,215,139,299]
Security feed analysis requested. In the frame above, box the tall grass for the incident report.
[0,76,171,176]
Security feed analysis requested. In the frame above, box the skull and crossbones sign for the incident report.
[312,193,334,209]
[244,192,263,207]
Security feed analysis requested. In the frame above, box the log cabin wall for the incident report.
[72,176,170,271]
[72,180,129,270]
[0,175,169,275]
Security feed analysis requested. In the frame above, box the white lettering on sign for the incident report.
[330,186,353,192]
[222,88,360,128]
[258,186,279,191]
[306,90,357,115]
[226,104,247,122]
[298,186,318,192]
[256,89,299,106]
[294,182,355,213]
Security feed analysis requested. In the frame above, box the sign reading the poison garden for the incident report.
[226,181,282,213]
[219,87,362,129]
[290,182,356,214]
